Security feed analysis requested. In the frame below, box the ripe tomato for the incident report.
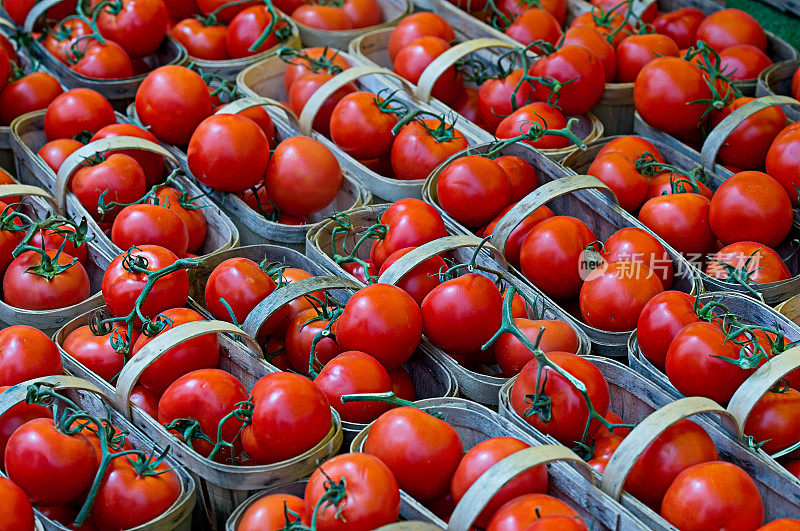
[92,456,181,530]
[710,97,787,170]
[388,12,455,62]
[369,199,447,269]
[336,284,422,369]
[393,36,464,105]
[93,0,168,58]
[313,351,393,423]
[766,123,800,205]
[495,155,539,201]
[205,257,280,325]
[284,308,340,375]
[636,291,699,371]
[519,215,596,299]
[652,7,705,49]
[132,307,220,394]
[62,323,133,382]
[437,155,512,228]
[282,47,351,94]
[624,419,718,510]
[709,171,792,247]
[505,8,562,46]
[38,139,83,173]
[745,387,800,455]
[288,73,356,137]
[101,244,190,319]
[718,44,772,80]
[0,386,50,459]
[510,351,610,445]
[531,45,605,116]
[0,326,63,386]
[291,5,353,30]
[72,153,147,222]
[5,418,97,505]
[484,204,554,267]
[390,118,469,181]
[238,494,307,530]
[154,187,207,253]
[70,39,135,80]
[562,26,617,82]
[330,92,399,160]
[171,18,229,60]
[666,321,756,403]
[597,136,665,162]
[696,8,767,52]
[586,151,648,211]
[265,136,342,216]
[638,192,715,255]
[28,224,88,265]
[661,461,764,530]
[615,34,679,83]
[305,453,400,531]
[90,123,166,187]
[377,247,445,305]
[571,11,632,48]
[421,273,502,357]
[135,65,214,146]
[243,372,332,464]
[111,204,190,256]
[4,249,90,310]
[477,69,534,133]
[634,57,712,138]
[495,102,571,150]
[451,437,548,527]
[159,368,248,459]
[486,493,582,531]
[603,227,673,289]
[494,318,580,377]
[44,88,116,141]
[0,476,35,531]
[364,406,463,501]
[706,241,790,284]
[757,520,800,531]
[227,5,284,57]
[0,71,63,126]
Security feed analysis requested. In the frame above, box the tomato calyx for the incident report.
[634,152,708,194]
[278,45,346,77]
[188,62,240,103]
[588,0,638,45]
[163,398,254,463]
[373,88,410,118]
[684,41,742,123]
[61,0,110,64]
[391,109,463,143]
[340,391,445,420]
[705,248,765,298]
[98,169,205,219]
[329,211,386,284]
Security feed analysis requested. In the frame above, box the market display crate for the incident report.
[757,60,800,122]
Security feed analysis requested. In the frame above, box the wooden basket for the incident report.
[350,397,649,531]
[423,142,701,357]
[17,0,187,109]
[348,31,603,160]
[627,290,800,399]
[561,133,800,305]
[498,355,800,528]
[187,14,301,81]
[0,184,113,334]
[127,98,370,249]
[291,0,410,48]
[55,318,343,530]
[9,110,240,260]
[238,274,459,443]
[236,54,488,201]
[0,375,197,531]
[305,206,592,405]
[756,60,800,122]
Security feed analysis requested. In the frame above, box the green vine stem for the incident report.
[278,45,346,76]
[328,211,385,284]
[11,216,92,280]
[164,398,253,464]
[97,168,207,218]
[684,41,742,124]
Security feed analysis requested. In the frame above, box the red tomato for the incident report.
[451,437,548,527]
[495,102,571,150]
[505,8,562,46]
[388,12,455,62]
[661,461,764,530]
[766,123,800,206]
[718,44,772,80]
[393,36,464,105]
[72,153,148,221]
[158,368,248,459]
[616,33,679,83]
[242,372,332,464]
[111,204,189,257]
[93,0,168,58]
[204,257,281,327]
[390,118,469,181]
[238,494,307,531]
[285,308,340,375]
[710,97,787,170]
[603,227,673,289]
[586,151,648,211]
[636,291,699,371]
[154,187,207,253]
[291,5,353,30]
[571,11,632,48]
[135,65,215,146]
[625,419,718,510]
[562,26,617,82]
[638,192,715,256]
[62,324,133,382]
[130,385,159,417]
[510,351,610,445]
[482,204,553,268]
[494,318,580,377]
[37,139,83,173]
[0,386,50,459]
[282,47,351,94]
[5,418,97,505]
[364,406,463,501]
[226,5,284,57]
[101,244,189,320]
[597,136,665,162]
[666,321,756,403]
[44,88,116,141]
[389,366,417,401]
[377,247,446,305]
[477,69,535,133]
[305,453,400,531]
[486,493,582,531]
[495,155,539,201]
[0,71,63,126]
[709,171,792,247]
[653,7,705,49]
[0,326,63,386]
[336,284,422,369]
[70,39,135,80]
[519,215,596,299]
[288,73,356,137]
[171,18,229,60]
[437,155,512,228]
[531,45,605,116]
[340,0,382,28]
[28,224,88,264]
[265,136,342,216]
[421,273,502,358]
[197,0,253,21]
[0,476,35,531]
[4,249,90,310]
[706,241,790,284]
[329,91,398,160]
[744,387,800,455]
[696,8,767,52]
[90,123,166,187]
[313,351,393,423]
[369,199,447,269]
